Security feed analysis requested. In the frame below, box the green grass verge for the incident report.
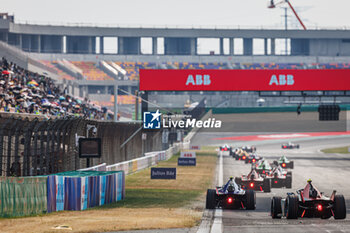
[95,151,217,210]
[96,189,202,209]
[321,146,350,154]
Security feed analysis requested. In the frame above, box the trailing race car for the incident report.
[206,177,256,210]
[219,144,233,156]
[255,159,273,176]
[245,153,263,164]
[266,165,292,189]
[236,150,249,161]
[273,155,294,169]
[271,179,346,219]
[282,142,300,149]
[231,148,241,159]
[235,168,271,192]
[241,146,256,153]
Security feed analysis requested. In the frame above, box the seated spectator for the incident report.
[0,57,108,120]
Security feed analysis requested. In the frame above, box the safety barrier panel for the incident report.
[47,171,125,212]
[79,163,107,171]
[0,139,185,217]
[106,144,181,174]
[0,176,47,217]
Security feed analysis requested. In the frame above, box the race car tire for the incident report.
[286,195,298,219]
[245,159,249,164]
[206,189,216,209]
[286,175,292,189]
[296,145,300,149]
[334,194,346,219]
[271,196,282,219]
[245,190,256,210]
[235,177,242,185]
[289,161,294,169]
[263,178,271,193]
[273,161,278,166]
[287,171,292,176]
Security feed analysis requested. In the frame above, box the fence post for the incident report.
[51,119,65,173]
[32,120,46,176]
[6,119,18,176]
[61,118,69,172]
[23,118,38,176]
[0,117,13,176]
[44,120,54,175]
[13,119,26,176]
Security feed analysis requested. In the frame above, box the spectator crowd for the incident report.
[0,57,110,120]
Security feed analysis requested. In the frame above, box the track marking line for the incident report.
[218,150,223,187]
[210,150,223,233]
[210,209,223,233]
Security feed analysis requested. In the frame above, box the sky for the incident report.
[1,0,350,29]
[1,0,349,54]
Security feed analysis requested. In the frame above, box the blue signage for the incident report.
[178,158,196,166]
[151,168,176,179]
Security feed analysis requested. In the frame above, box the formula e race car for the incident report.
[266,165,292,189]
[231,148,241,158]
[273,155,294,169]
[206,177,256,210]
[271,179,346,219]
[245,153,263,164]
[282,142,300,149]
[255,159,273,175]
[235,150,249,161]
[241,146,256,153]
[235,168,271,192]
[219,145,233,156]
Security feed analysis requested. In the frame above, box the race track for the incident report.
[192,133,350,233]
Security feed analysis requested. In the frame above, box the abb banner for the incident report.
[139,69,350,91]
[190,145,201,150]
[180,151,196,158]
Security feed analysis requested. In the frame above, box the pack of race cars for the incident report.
[206,144,347,220]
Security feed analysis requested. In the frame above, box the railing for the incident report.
[14,20,350,30]
[0,113,162,177]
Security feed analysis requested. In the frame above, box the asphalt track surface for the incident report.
[195,133,350,233]
[113,133,350,233]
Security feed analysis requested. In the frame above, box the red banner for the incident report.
[139,69,350,91]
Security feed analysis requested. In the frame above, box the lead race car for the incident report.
[235,168,271,192]
[206,177,256,210]
[241,146,256,153]
[271,179,346,219]
[219,144,233,156]
[282,142,300,149]
[273,155,294,169]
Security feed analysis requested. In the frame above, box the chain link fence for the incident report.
[0,112,161,177]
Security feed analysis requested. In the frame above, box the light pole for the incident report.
[268,0,307,30]
[268,0,306,55]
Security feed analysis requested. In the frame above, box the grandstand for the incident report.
[1,15,350,114]
[71,61,113,81]
[0,57,110,120]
